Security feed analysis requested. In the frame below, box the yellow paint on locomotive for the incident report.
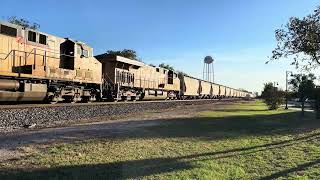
[0,21,102,85]
[96,55,180,100]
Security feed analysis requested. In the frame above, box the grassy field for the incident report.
[1,101,320,179]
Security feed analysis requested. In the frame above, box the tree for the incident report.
[8,16,40,30]
[159,63,175,71]
[177,71,189,76]
[289,73,316,115]
[269,6,320,70]
[157,63,189,76]
[106,49,140,61]
[261,82,285,110]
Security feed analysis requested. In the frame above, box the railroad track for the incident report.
[0,98,243,133]
[0,98,227,109]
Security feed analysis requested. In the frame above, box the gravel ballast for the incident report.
[0,99,235,132]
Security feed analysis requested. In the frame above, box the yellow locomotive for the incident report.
[0,21,252,103]
[0,21,102,103]
[95,54,180,101]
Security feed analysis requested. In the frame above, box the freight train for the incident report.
[0,21,252,103]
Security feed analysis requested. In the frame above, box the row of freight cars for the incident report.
[96,55,251,101]
[0,21,252,103]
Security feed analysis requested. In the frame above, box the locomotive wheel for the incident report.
[64,96,78,103]
[81,97,93,103]
[47,94,59,104]
[82,97,88,103]
[122,96,129,102]
[50,99,58,104]
[71,95,79,103]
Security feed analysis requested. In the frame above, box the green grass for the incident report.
[1,100,320,180]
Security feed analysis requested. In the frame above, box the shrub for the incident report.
[261,83,285,110]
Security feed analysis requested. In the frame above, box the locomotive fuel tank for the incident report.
[0,79,20,91]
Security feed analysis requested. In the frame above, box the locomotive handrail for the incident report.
[13,49,74,59]
[0,50,14,61]
[0,49,75,62]
[25,48,36,60]
[103,73,115,90]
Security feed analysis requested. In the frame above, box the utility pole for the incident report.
[285,71,293,110]
[273,82,278,92]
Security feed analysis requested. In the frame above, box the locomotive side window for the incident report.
[82,49,89,58]
[77,46,81,55]
[28,31,37,42]
[39,34,47,45]
[77,45,90,58]
[0,25,17,37]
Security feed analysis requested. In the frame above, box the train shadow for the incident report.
[1,130,319,179]
[139,111,319,141]
[0,111,319,149]
[0,109,320,179]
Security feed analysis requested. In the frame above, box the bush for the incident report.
[264,94,284,110]
[261,83,285,110]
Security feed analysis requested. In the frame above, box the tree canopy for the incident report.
[269,6,320,70]
[159,63,175,71]
[157,63,189,76]
[106,49,141,61]
[289,73,316,115]
[289,73,316,101]
[261,83,274,99]
[8,16,40,30]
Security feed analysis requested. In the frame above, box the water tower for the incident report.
[203,56,214,82]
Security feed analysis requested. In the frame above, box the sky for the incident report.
[2,0,320,93]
